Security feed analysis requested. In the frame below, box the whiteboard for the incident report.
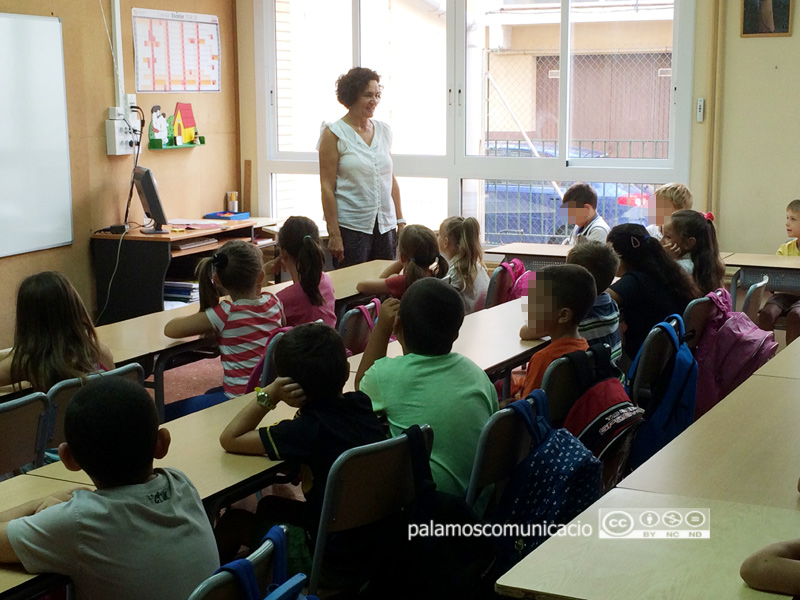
[0,13,72,258]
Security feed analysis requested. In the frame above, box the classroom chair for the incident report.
[45,363,145,446]
[683,296,715,350]
[626,317,682,416]
[541,352,597,427]
[464,407,530,517]
[337,300,380,355]
[308,425,434,595]
[0,392,51,475]
[187,529,281,600]
[741,275,770,324]
[485,265,515,309]
[245,330,289,394]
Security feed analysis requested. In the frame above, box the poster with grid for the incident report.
[132,8,220,92]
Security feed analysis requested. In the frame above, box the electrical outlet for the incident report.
[696,98,705,123]
[105,119,135,155]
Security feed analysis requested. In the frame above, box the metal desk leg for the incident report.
[149,339,217,423]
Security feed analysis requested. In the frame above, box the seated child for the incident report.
[438,216,490,313]
[608,224,699,362]
[522,242,622,366]
[560,183,610,245]
[646,182,694,240]
[0,271,115,391]
[518,264,596,398]
[356,278,498,498]
[266,216,337,327]
[165,240,283,409]
[741,537,800,596]
[218,323,385,561]
[0,377,219,600]
[759,199,800,345]
[356,224,449,299]
[661,210,726,295]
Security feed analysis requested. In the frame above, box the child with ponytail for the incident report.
[438,216,490,313]
[608,224,700,361]
[356,224,449,299]
[165,240,283,403]
[267,216,336,326]
[661,210,726,295]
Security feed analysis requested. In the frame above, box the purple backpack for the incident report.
[500,258,535,301]
[693,288,778,418]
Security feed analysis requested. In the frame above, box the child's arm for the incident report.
[355,298,399,389]
[0,350,13,388]
[219,377,306,455]
[0,486,84,563]
[520,323,548,340]
[356,278,392,296]
[164,310,215,339]
[740,539,800,596]
[380,260,404,278]
[97,342,115,371]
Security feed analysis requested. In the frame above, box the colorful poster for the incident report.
[132,8,220,92]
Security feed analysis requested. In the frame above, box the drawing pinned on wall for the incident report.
[132,8,221,92]
[149,105,170,144]
[742,0,793,36]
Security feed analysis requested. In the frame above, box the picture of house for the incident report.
[173,102,197,144]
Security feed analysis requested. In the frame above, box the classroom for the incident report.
[2,0,800,598]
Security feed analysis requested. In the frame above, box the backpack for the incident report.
[693,288,778,419]
[499,258,535,301]
[214,526,319,600]
[490,390,602,572]
[626,315,698,470]
[561,345,644,489]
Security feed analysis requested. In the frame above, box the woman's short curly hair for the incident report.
[335,67,381,108]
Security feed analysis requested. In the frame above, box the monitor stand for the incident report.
[142,222,169,235]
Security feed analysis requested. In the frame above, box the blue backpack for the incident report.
[491,390,602,571]
[626,315,698,470]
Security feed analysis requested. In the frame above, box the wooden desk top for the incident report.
[755,342,800,379]
[725,253,800,269]
[491,243,573,259]
[347,298,545,374]
[27,393,297,498]
[0,477,95,594]
[96,260,393,364]
[90,220,255,243]
[496,488,799,600]
[619,375,800,511]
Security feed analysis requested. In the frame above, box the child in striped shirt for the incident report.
[565,242,623,366]
[165,241,283,412]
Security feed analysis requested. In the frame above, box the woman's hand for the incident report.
[328,235,345,262]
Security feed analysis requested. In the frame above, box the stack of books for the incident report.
[164,280,199,304]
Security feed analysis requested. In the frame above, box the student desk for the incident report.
[91,220,257,325]
[491,243,573,271]
[96,260,393,420]
[346,298,546,395]
[25,393,297,520]
[0,476,92,598]
[495,488,798,600]
[618,375,800,511]
[725,253,800,303]
[754,341,800,379]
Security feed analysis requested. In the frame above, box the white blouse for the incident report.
[318,119,397,235]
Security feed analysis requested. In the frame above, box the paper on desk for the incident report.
[170,219,228,226]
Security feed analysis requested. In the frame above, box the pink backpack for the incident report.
[500,258,536,302]
[693,288,778,418]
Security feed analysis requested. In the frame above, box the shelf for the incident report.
[170,236,252,259]
[149,136,206,150]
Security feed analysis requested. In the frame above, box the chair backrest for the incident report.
[682,296,714,350]
[187,534,277,600]
[259,331,286,389]
[541,350,598,427]
[46,363,145,447]
[742,275,769,323]
[309,425,433,594]
[0,392,51,474]
[337,301,379,355]
[627,318,680,414]
[484,265,514,309]
[464,408,531,515]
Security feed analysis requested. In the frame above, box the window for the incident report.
[256,0,694,244]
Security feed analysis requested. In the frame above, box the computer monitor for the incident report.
[133,166,169,234]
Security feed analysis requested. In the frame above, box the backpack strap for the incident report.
[510,390,551,445]
[356,304,376,331]
[262,525,288,585]
[563,350,595,392]
[403,424,437,513]
[215,559,261,600]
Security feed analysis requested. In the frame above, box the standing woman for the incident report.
[318,67,405,268]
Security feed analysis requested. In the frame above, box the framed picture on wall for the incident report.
[742,0,793,36]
